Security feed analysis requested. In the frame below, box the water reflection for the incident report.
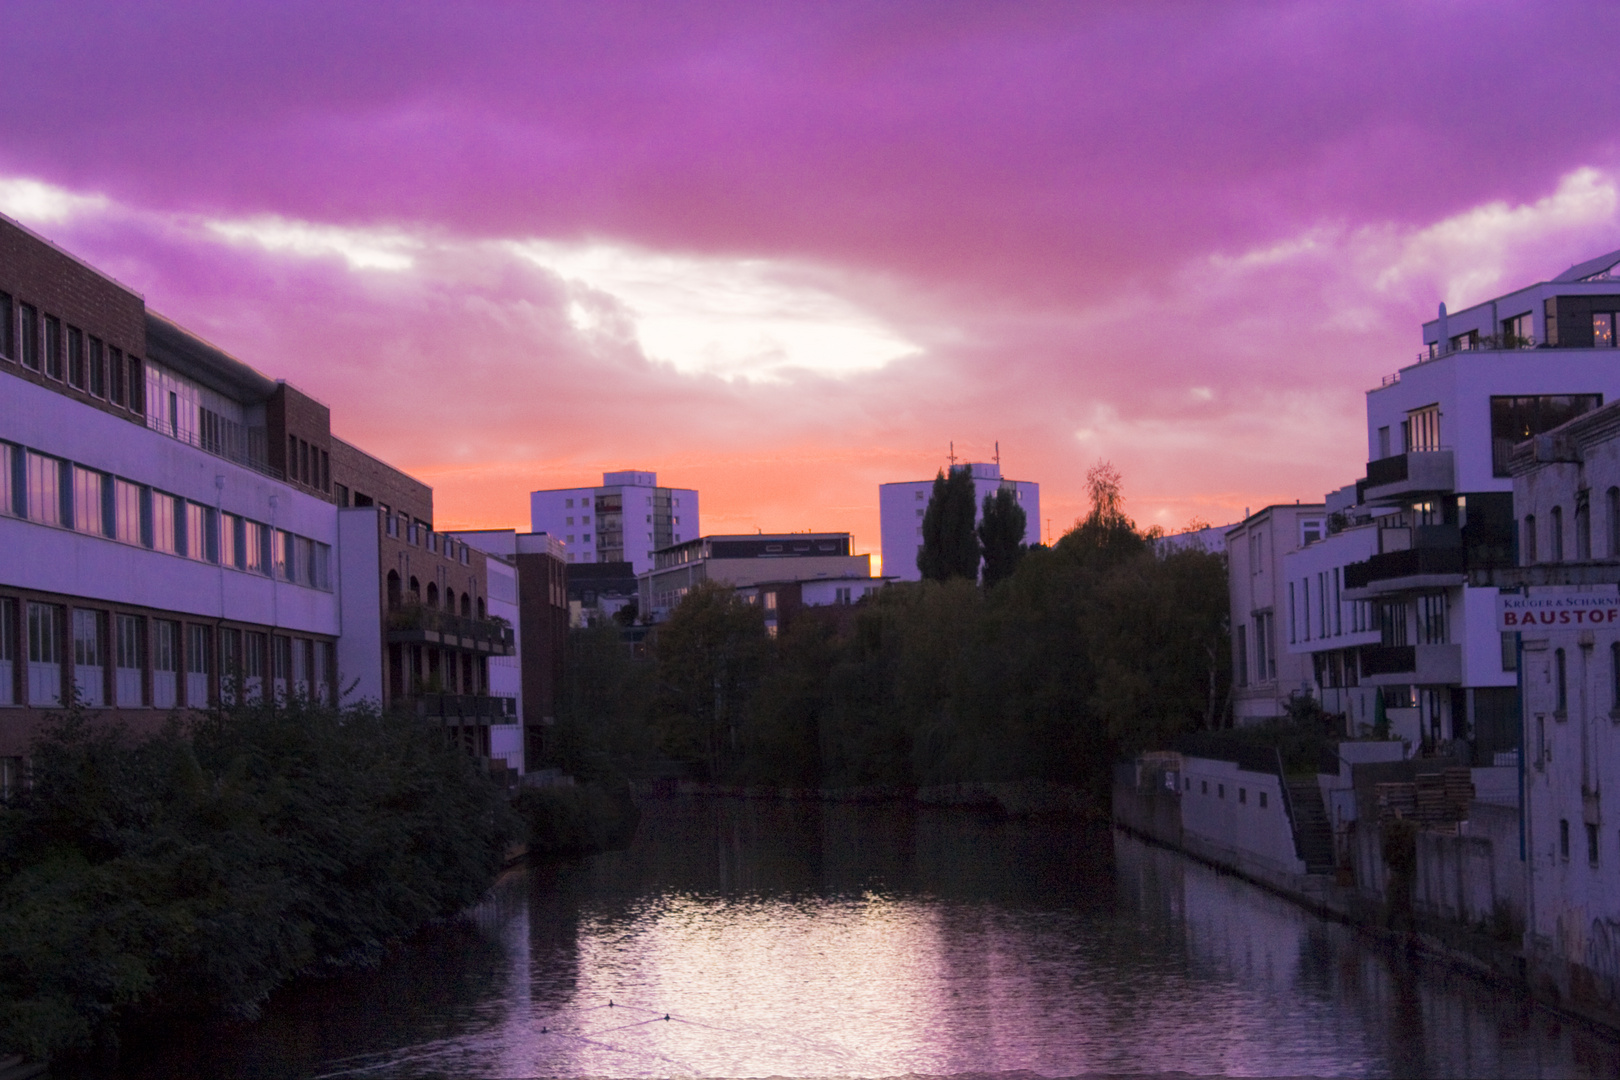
[105,798,1619,1078]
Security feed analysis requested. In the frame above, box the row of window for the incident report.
[1555,818,1620,867]
[1185,775,1269,809]
[1542,643,1620,717]
[287,434,330,493]
[383,510,470,564]
[1523,488,1620,564]
[0,291,146,413]
[0,442,331,589]
[0,596,333,709]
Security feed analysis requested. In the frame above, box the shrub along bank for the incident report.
[0,700,516,1062]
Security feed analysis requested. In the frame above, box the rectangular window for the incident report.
[1417,593,1448,645]
[292,637,309,695]
[151,492,177,553]
[1596,313,1616,349]
[26,452,62,525]
[26,602,62,707]
[335,483,349,508]
[186,624,210,707]
[113,480,142,545]
[1589,821,1601,866]
[244,631,266,701]
[1405,404,1441,452]
[0,597,15,706]
[108,346,125,406]
[115,615,143,707]
[43,315,62,379]
[220,512,240,569]
[314,640,332,702]
[0,291,12,362]
[313,542,331,589]
[244,520,267,574]
[72,609,105,708]
[1491,395,1603,477]
[219,628,241,705]
[386,512,399,538]
[0,443,11,516]
[152,620,179,709]
[272,635,292,696]
[127,355,144,416]
[295,536,314,586]
[186,502,213,562]
[18,304,38,370]
[66,325,84,388]
[72,467,104,536]
[320,449,329,492]
[274,530,293,581]
[88,336,105,397]
[1235,624,1249,688]
[1288,582,1296,643]
[1503,632,1519,673]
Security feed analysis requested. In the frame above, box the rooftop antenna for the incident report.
[948,441,957,468]
[994,441,1000,467]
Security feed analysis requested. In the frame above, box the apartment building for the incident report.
[879,462,1040,582]
[1225,504,1327,723]
[1496,397,1620,1023]
[733,575,888,637]
[639,532,873,623]
[0,214,340,771]
[450,530,569,771]
[1279,247,1620,757]
[530,470,698,573]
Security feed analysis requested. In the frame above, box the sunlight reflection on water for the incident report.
[112,799,1620,1079]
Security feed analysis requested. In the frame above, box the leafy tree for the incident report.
[653,581,768,779]
[917,466,980,582]
[977,485,1028,588]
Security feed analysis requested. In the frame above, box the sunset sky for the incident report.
[6,2,1620,571]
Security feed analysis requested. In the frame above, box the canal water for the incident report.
[109,798,1619,1078]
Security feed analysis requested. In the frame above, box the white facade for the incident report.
[530,469,698,574]
[1176,756,1305,878]
[1279,249,1620,756]
[879,462,1039,582]
[1226,504,1327,724]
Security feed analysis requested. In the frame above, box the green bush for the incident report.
[0,700,516,1061]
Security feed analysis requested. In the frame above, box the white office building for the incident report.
[879,462,1040,582]
[530,470,698,575]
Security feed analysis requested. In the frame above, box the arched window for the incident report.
[444,589,456,616]
[1608,487,1620,557]
[460,593,471,617]
[1524,515,1537,564]
[477,597,486,620]
[1556,647,1568,714]
[1577,496,1592,560]
[386,570,401,611]
[408,576,421,604]
[426,583,439,609]
[1551,506,1565,563]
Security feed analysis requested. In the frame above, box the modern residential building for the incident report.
[1157,522,1236,557]
[1279,247,1620,757]
[449,529,569,771]
[0,210,529,779]
[879,462,1040,582]
[530,470,698,573]
[1498,399,1620,1022]
[1225,505,1327,724]
[639,532,873,622]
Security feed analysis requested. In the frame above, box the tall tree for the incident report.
[653,581,767,780]
[977,486,1028,588]
[917,467,981,581]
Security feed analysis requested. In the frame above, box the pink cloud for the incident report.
[5,2,1620,564]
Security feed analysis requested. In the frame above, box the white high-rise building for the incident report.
[879,462,1040,582]
[530,470,698,575]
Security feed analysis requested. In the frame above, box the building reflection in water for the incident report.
[102,799,1620,1078]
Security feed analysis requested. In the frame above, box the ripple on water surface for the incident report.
[103,799,1620,1079]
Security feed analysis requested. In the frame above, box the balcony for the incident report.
[1359,449,1454,505]
[386,605,515,654]
[415,693,517,722]
[1343,545,1466,592]
[1358,643,1462,686]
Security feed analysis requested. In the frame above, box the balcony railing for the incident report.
[1343,546,1466,589]
[415,693,517,721]
[386,604,515,653]
[1360,645,1416,676]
